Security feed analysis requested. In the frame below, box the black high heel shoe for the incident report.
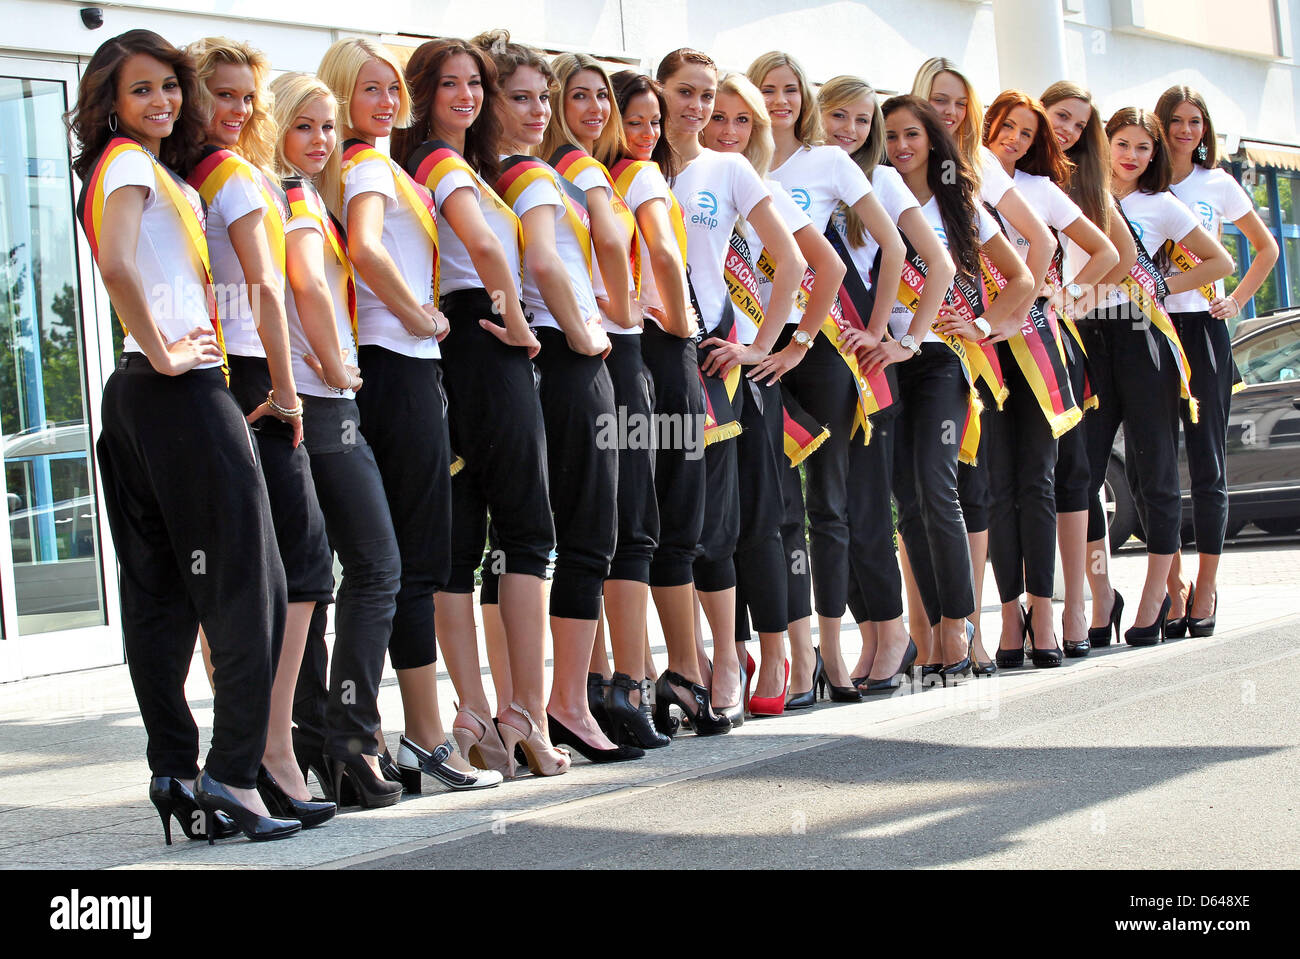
[194,771,301,843]
[1187,591,1217,637]
[325,753,403,809]
[653,670,731,737]
[715,658,746,728]
[149,777,238,845]
[786,648,823,710]
[587,672,615,738]
[256,767,336,828]
[1164,583,1195,639]
[968,620,997,676]
[1124,594,1171,647]
[292,726,334,802]
[996,606,1030,668]
[1088,589,1124,648]
[815,648,864,702]
[920,663,944,687]
[862,638,918,694]
[547,713,645,763]
[606,672,671,749]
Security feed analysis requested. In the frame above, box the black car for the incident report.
[1105,309,1300,550]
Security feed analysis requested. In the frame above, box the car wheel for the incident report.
[1104,457,1138,553]
[1255,517,1300,535]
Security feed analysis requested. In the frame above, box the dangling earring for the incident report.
[108,111,118,133]
[1195,142,1207,163]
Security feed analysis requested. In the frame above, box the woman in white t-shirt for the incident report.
[1081,108,1232,646]
[391,38,568,779]
[980,89,1119,669]
[1040,80,1139,658]
[73,29,299,843]
[653,48,802,733]
[1154,86,1278,637]
[817,76,954,693]
[187,38,337,826]
[882,95,1034,684]
[748,51,907,696]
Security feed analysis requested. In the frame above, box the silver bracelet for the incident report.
[266,389,304,418]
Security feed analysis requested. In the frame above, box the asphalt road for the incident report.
[361,619,1300,870]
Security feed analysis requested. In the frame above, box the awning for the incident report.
[1238,141,1300,172]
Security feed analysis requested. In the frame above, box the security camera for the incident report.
[81,7,104,30]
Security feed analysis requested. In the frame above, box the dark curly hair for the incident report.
[391,38,502,183]
[67,29,206,180]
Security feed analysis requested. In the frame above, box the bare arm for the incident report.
[995,186,1052,318]
[749,224,844,384]
[634,197,696,338]
[1214,209,1278,319]
[285,228,356,392]
[974,232,1035,338]
[1058,214,1119,317]
[586,187,635,328]
[852,191,906,337]
[520,205,607,356]
[346,190,441,338]
[899,206,956,345]
[1165,223,1233,296]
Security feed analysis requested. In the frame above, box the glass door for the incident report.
[0,55,120,680]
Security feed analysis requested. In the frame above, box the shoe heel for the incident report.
[399,766,422,794]
[153,802,174,846]
[652,698,675,739]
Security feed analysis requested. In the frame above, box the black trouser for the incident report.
[440,289,555,591]
[533,327,618,619]
[734,375,790,637]
[694,337,743,593]
[1172,310,1232,554]
[226,355,335,605]
[96,357,285,789]
[780,460,813,623]
[776,325,857,617]
[355,346,451,668]
[295,394,400,760]
[846,406,903,623]
[1054,330,1092,512]
[640,321,706,587]
[1081,310,1182,554]
[604,333,659,583]
[957,379,994,535]
[985,344,1059,601]
[892,344,976,624]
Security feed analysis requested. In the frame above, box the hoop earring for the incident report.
[108,112,118,133]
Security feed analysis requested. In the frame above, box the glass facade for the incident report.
[1224,165,1300,327]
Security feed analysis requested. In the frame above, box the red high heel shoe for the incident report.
[744,652,756,710]
[748,659,789,717]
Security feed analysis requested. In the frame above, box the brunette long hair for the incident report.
[391,38,503,182]
[1106,107,1172,195]
[1041,81,1110,231]
[1154,85,1219,170]
[67,29,207,180]
[883,94,981,283]
[611,71,679,179]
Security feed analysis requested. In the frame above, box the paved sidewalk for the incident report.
[1,541,1297,870]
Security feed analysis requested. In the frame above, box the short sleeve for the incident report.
[1044,180,1083,233]
[873,166,920,225]
[573,165,610,196]
[1161,192,1201,244]
[625,165,671,213]
[214,168,267,226]
[830,148,871,208]
[979,146,1013,206]
[729,154,771,220]
[284,214,323,237]
[102,149,156,205]
[1216,171,1254,224]
[344,156,398,208]
[767,181,812,233]
[976,205,1001,244]
[433,167,478,212]
[515,175,564,219]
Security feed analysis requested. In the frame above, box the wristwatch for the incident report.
[973,317,992,338]
[1066,282,1083,300]
[899,333,921,357]
[792,330,814,349]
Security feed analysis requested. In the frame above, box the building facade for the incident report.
[1,0,1296,679]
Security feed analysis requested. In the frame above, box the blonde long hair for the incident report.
[542,53,628,167]
[746,50,824,147]
[316,37,411,214]
[187,37,277,175]
[715,72,774,179]
[268,72,338,180]
[818,75,885,248]
[912,56,983,166]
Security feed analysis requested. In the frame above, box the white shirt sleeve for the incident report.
[514,175,564,219]
[1160,192,1201,245]
[767,180,812,233]
[979,146,1014,206]
[873,166,920,225]
[344,156,398,211]
[284,214,322,236]
[830,147,872,208]
[625,165,671,213]
[1042,180,1083,233]
[573,165,611,196]
[102,149,156,208]
[214,168,266,226]
[1215,170,1254,224]
[976,205,1002,244]
[730,154,772,220]
[433,167,478,212]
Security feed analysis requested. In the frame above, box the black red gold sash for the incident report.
[77,137,226,377]
[610,158,689,275]
[498,155,593,277]
[189,146,288,274]
[284,176,358,347]
[697,294,743,445]
[343,139,440,305]
[1161,239,1217,301]
[780,384,829,466]
[551,144,641,296]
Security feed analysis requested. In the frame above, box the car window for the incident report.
[1237,322,1300,385]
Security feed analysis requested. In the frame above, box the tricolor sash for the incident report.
[498,155,594,278]
[77,137,226,378]
[188,145,289,274]
[611,158,689,272]
[411,140,523,278]
[283,176,358,347]
[978,207,1081,437]
[1117,213,1199,422]
[781,383,830,466]
[1161,239,1217,302]
[551,144,641,295]
[344,139,439,305]
[697,293,743,445]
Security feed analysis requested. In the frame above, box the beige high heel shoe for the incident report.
[451,704,510,775]
[497,702,571,778]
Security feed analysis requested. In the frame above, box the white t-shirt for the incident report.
[341,151,439,360]
[100,149,222,369]
[979,146,1015,207]
[832,165,920,299]
[673,149,770,334]
[284,203,358,399]
[744,179,811,344]
[1009,169,1082,268]
[1167,165,1253,313]
[431,167,523,303]
[1100,189,1200,310]
[620,162,673,323]
[568,165,638,336]
[770,144,872,234]
[889,195,999,343]
[203,156,273,358]
[513,170,600,335]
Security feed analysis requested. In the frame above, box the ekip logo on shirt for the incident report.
[688,190,719,229]
[1195,200,1214,230]
[790,187,811,211]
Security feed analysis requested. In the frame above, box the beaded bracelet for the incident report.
[266,390,304,418]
